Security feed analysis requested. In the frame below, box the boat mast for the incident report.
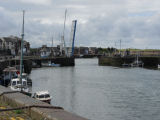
[20,10,25,91]
[63,9,67,38]
[62,9,67,56]
[120,39,121,55]
[51,36,53,57]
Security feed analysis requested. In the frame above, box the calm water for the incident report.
[30,59,160,120]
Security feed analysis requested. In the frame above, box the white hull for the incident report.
[158,64,160,69]
[9,78,30,93]
[9,86,29,92]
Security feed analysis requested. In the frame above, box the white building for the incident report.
[0,36,30,56]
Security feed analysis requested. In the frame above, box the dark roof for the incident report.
[2,36,27,43]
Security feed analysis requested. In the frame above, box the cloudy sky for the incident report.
[0,0,160,49]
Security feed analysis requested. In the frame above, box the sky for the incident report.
[0,0,160,49]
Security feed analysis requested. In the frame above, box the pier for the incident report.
[0,56,75,75]
[99,56,160,68]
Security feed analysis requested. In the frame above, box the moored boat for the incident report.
[131,55,144,67]
[9,78,31,93]
[22,73,32,86]
[42,61,60,67]
[1,67,19,86]
[122,63,131,67]
[48,63,60,67]
[130,60,144,67]
[32,91,52,104]
[158,64,160,69]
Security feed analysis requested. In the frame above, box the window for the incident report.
[23,81,26,86]
[45,94,50,98]
[38,95,45,98]
[12,81,16,86]
[17,81,20,84]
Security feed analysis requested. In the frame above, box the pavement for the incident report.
[0,103,32,120]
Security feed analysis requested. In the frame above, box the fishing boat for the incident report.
[9,78,29,92]
[1,66,32,87]
[9,11,31,95]
[2,67,19,86]
[32,91,52,104]
[22,73,32,86]
[158,64,160,69]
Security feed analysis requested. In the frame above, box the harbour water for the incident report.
[30,58,160,120]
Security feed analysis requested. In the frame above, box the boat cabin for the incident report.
[2,67,19,86]
[10,78,29,92]
[33,91,52,104]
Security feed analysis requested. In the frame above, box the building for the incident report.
[89,47,98,55]
[40,45,51,58]
[0,36,30,56]
[35,45,61,58]
[79,47,89,55]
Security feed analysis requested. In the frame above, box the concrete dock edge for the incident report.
[0,85,88,120]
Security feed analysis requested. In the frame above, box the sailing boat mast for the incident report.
[51,36,53,57]
[63,9,67,38]
[62,9,67,56]
[20,10,25,91]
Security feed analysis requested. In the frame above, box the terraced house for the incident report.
[0,36,30,56]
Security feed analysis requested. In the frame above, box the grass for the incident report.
[119,48,160,52]
[14,109,23,114]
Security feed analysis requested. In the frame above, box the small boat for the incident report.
[1,66,32,87]
[32,91,52,104]
[42,61,60,67]
[9,78,30,93]
[122,63,130,67]
[22,73,32,86]
[2,67,19,86]
[8,11,32,97]
[158,64,160,69]
[131,55,144,67]
[48,63,60,67]
[131,60,144,67]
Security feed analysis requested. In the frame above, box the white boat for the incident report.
[2,67,19,86]
[131,55,144,67]
[48,62,60,67]
[32,91,52,104]
[131,61,144,67]
[158,64,160,69]
[9,78,29,93]
[42,61,60,67]
[22,73,32,86]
